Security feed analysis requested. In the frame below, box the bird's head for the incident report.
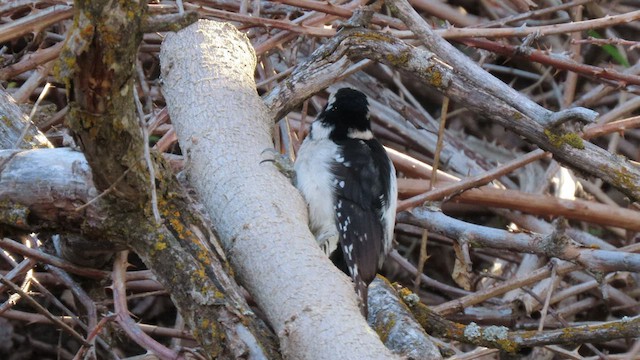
[312,88,373,141]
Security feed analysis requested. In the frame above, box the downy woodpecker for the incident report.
[294,88,397,315]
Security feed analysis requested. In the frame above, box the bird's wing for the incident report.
[332,139,390,311]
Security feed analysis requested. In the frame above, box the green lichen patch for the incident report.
[609,167,640,194]
[353,30,395,44]
[544,128,585,149]
[374,314,396,343]
[385,49,411,67]
[54,12,95,85]
[423,65,446,88]
[0,201,30,228]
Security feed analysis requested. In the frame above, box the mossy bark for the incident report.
[59,1,279,358]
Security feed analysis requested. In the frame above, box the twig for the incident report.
[562,5,583,108]
[13,82,51,148]
[518,271,608,359]
[0,238,109,279]
[446,187,640,231]
[72,313,117,360]
[187,4,334,36]
[460,38,640,87]
[2,308,194,339]
[477,0,593,28]
[112,251,182,360]
[573,36,640,50]
[413,230,428,291]
[142,11,198,33]
[432,10,640,39]
[397,149,548,211]
[12,61,54,103]
[430,97,448,190]
[134,87,161,223]
[0,251,34,314]
[583,115,640,139]
[399,284,640,352]
[153,127,177,152]
[47,265,99,358]
[0,273,89,346]
[409,0,480,26]
[75,168,131,212]
[0,5,73,43]
[253,11,338,55]
[401,208,640,273]
[0,41,64,80]
[0,257,37,298]
[537,262,558,332]
[273,0,406,29]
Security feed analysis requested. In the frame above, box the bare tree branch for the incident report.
[160,19,398,360]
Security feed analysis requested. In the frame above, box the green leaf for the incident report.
[587,30,630,68]
[148,135,161,146]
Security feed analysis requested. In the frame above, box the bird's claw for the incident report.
[261,148,295,180]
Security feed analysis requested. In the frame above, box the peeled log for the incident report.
[160,20,396,359]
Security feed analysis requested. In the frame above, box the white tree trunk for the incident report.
[160,20,396,359]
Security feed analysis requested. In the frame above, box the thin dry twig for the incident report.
[434,10,640,39]
[112,251,182,360]
[397,149,549,211]
[2,0,640,357]
[0,273,89,346]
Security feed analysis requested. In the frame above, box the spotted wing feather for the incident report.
[331,138,391,313]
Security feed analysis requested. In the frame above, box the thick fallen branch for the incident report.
[399,208,640,273]
[0,148,97,231]
[368,277,442,360]
[160,20,397,359]
[398,285,640,352]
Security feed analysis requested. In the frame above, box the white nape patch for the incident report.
[295,128,340,256]
[334,154,344,163]
[326,91,338,111]
[338,180,345,188]
[310,121,333,140]
[347,129,374,140]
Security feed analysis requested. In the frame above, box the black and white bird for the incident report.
[294,88,397,315]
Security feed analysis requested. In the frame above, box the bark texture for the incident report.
[160,20,396,359]
[58,2,279,357]
[0,87,52,149]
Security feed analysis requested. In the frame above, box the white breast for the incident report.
[294,136,340,255]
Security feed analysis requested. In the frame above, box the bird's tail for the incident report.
[355,279,369,317]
